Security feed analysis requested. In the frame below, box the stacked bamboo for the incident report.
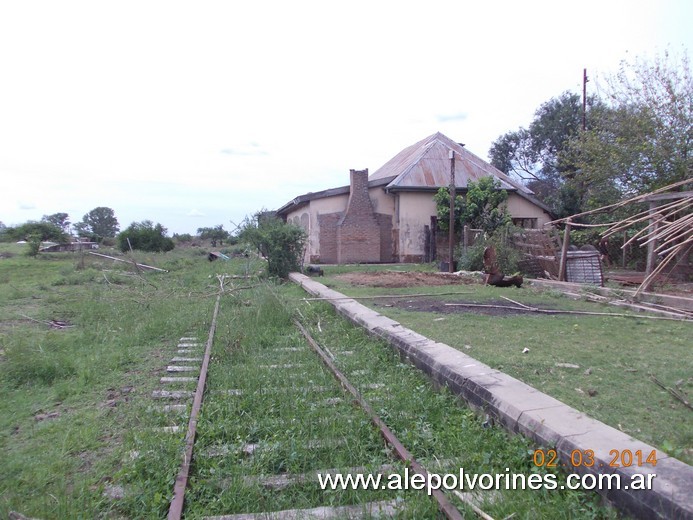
[547,179,692,294]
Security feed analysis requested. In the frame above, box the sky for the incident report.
[1,0,691,236]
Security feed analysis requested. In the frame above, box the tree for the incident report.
[117,220,174,252]
[489,91,604,217]
[2,221,69,255]
[434,177,511,234]
[567,50,692,199]
[197,225,230,247]
[489,92,586,185]
[79,207,119,239]
[4,221,68,243]
[238,212,306,278]
[42,213,71,233]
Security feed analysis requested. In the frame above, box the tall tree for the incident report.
[79,207,119,239]
[42,212,71,233]
[489,92,585,185]
[567,50,692,199]
[489,91,603,217]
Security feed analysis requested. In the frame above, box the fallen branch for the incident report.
[87,251,168,272]
[651,375,693,412]
[301,291,473,302]
[499,295,534,310]
[18,313,73,329]
[443,303,693,322]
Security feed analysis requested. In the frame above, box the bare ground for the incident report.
[334,271,480,288]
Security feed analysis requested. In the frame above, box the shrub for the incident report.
[458,226,521,274]
[238,212,306,278]
[435,177,511,234]
[117,221,175,252]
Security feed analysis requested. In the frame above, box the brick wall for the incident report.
[317,213,340,263]
[376,213,393,262]
[337,169,381,263]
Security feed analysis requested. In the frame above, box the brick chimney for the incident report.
[337,169,381,263]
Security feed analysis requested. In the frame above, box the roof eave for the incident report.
[275,176,396,216]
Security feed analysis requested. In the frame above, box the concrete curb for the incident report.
[290,273,693,520]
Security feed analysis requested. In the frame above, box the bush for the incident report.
[117,221,175,252]
[435,177,511,234]
[173,233,193,242]
[238,212,306,278]
[457,227,521,275]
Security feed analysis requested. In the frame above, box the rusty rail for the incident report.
[167,278,225,520]
[294,320,465,520]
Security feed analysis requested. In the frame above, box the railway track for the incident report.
[144,279,601,519]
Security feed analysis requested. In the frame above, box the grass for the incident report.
[0,246,660,518]
[280,286,618,518]
[315,264,693,465]
[0,243,251,518]
[182,279,618,519]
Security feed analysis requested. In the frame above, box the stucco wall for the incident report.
[370,187,395,216]
[506,193,551,226]
[396,192,437,262]
[284,187,548,264]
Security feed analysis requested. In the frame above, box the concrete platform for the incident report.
[290,273,693,520]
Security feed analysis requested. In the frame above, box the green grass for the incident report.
[183,279,618,518]
[0,244,241,518]
[0,248,656,518]
[316,269,693,465]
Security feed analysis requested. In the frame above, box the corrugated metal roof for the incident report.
[369,132,534,195]
[276,132,552,218]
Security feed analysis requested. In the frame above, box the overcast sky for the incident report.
[1,1,691,236]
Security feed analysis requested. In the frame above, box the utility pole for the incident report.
[448,149,456,273]
[582,68,589,131]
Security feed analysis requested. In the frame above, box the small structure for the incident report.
[39,241,99,252]
[207,252,230,262]
[565,250,603,286]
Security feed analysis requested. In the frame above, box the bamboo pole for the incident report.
[442,302,692,322]
[87,251,168,272]
[545,179,692,226]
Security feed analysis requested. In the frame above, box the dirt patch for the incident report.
[334,271,480,288]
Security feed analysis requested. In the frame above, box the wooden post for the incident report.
[645,201,659,276]
[448,150,456,272]
[558,220,572,281]
[463,225,469,256]
[430,216,437,261]
[622,230,627,268]
[643,201,662,293]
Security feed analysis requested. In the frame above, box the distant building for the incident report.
[39,241,99,252]
[276,132,552,264]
